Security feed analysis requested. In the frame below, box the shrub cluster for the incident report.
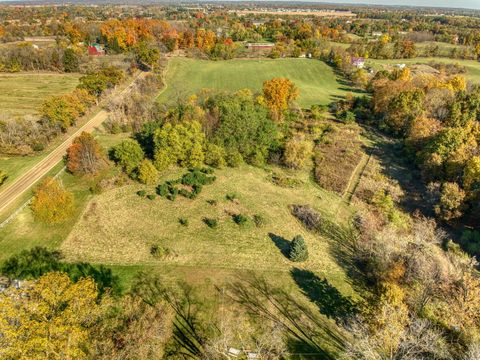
[203,217,218,229]
[233,214,248,225]
[156,168,216,201]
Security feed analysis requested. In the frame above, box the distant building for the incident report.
[88,43,105,56]
[372,32,383,37]
[351,57,365,69]
[246,42,275,50]
[395,63,406,69]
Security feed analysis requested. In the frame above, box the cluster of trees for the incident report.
[111,78,304,181]
[0,44,81,73]
[0,248,172,359]
[292,201,480,358]
[346,213,480,359]
[363,68,480,227]
[0,246,293,358]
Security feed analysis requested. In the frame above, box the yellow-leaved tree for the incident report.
[0,272,102,359]
[30,177,74,224]
[262,78,299,121]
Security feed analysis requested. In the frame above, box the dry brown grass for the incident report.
[314,123,364,195]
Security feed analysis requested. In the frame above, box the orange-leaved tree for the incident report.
[66,132,107,176]
[262,78,299,121]
[31,177,74,224]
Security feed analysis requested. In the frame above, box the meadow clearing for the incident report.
[157,58,352,107]
[0,72,81,119]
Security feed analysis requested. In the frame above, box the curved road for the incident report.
[0,72,146,215]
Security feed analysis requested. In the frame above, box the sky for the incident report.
[313,0,480,10]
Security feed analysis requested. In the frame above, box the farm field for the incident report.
[367,57,480,83]
[158,58,352,107]
[0,73,81,119]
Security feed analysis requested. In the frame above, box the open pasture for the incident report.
[0,72,81,119]
[58,165,355,293]
[158,58,352,107]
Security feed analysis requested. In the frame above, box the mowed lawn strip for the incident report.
[158,58,351,107]
[0,73,81,118]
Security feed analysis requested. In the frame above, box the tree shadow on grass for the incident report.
[291,268,357,324]
[224,273,345,359]
[268,232,290,258]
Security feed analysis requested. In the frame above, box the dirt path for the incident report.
[343,153,370,205]
[0,72,147,215]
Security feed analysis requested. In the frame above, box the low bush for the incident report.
[233,214,248,226]
[203,218,218,229]
[226,193,237,202]
[179,217,189,226]
[181,169,215,186]
[291,204,321,230]
[253,214,265,227]
[156,184,169,197]
[137,190,147,197]
[150,244,173,259]
[207,199,218,206]
[289,235,309,262]
[147,194,156,200]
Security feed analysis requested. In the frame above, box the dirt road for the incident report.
[0,72,146,215]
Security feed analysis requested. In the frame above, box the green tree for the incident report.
[111,139,145,175]
[207,94,277,165]
[153,121,206,168]
[463,156,480,190]
[63,48,79,72]
[435,182,466,221]
[289,235,309,262]
[137,159,159,185]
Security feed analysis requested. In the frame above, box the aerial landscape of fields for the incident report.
[1,1,480,359]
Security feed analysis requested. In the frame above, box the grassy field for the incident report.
[367,57,480,83]
[0,73,81,119]
[56,165,354,292]
[158,58,352,107]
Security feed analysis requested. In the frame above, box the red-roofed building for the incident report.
[88,43,105,56]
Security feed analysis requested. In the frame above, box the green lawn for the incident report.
[158,58,352,107]
[367,57,480,83]
[0,73,81,118]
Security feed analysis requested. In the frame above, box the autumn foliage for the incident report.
[31,177,74,224]
[262,77,299,121]
[66,132,106,176]
[0,272,102,359]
